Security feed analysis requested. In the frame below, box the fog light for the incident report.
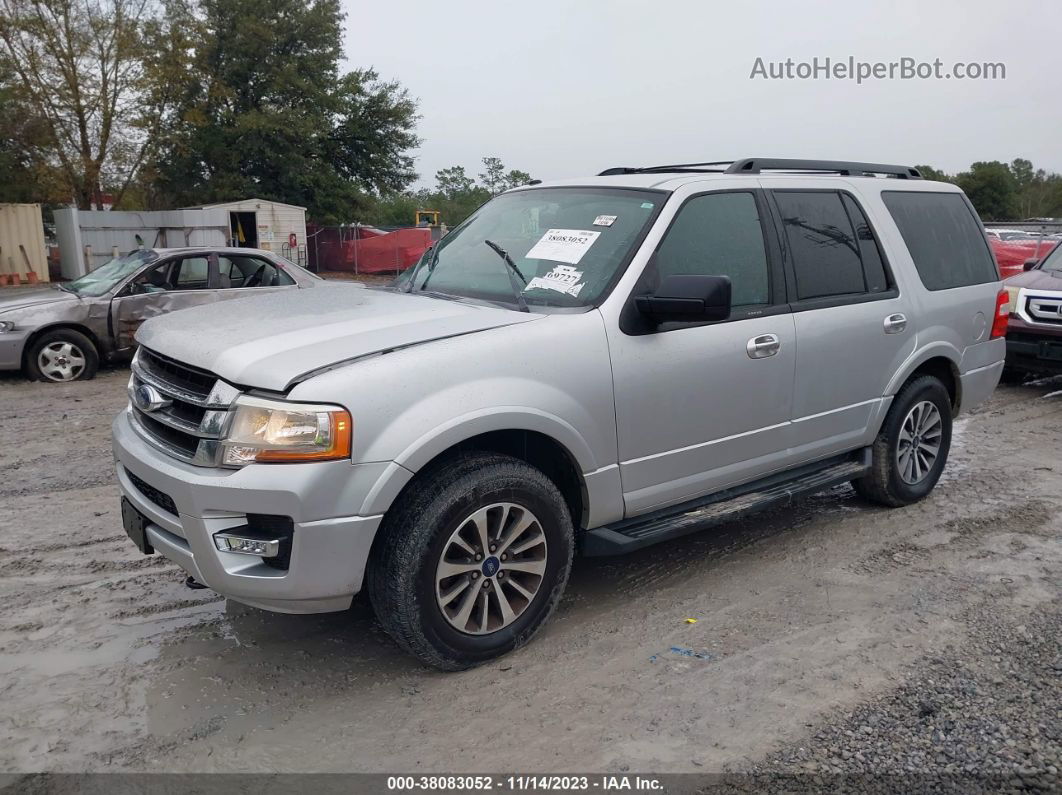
[213,533,282,557]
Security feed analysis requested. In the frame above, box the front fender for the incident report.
[394,406,599,474]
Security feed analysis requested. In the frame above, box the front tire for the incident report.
[25,328,99,382]
[853,375,953,507]
[368,453,574,670]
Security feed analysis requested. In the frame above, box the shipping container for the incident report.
[0,203,49,284]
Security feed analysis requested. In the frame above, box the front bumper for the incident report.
[0,327,30,370]
[112,409,384,613]
[1005,317,1062,374]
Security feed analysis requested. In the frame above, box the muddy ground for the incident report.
[0,366,1059,779]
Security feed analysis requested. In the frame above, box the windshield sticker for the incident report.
[640,202,654,209]
[593,215,617,227]
[525,265,586,298]
[525,228,601,265]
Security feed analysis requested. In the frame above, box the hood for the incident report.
[0,286,79,314]
[136,286,539,391]
[1005,267,1062,290]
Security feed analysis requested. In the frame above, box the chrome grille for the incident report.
[128,348,241,465]
[1027,296,1062,325]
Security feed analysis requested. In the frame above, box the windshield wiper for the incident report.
[483,239,529,313]
[405,244,438,293]
[55,283,77,296]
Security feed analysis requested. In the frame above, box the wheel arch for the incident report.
[885,345,962,414]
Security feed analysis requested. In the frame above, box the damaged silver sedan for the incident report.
[0,247,323,382]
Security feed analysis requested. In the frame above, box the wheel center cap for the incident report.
[481,556,500,578]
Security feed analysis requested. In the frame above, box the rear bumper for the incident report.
[112,409,383,613]
[959,359,1004,410]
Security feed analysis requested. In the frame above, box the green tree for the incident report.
[914,164,951,182]
[956,161,1017,221]
[479,156,506,195]
[504,169,533,190]
[150,0,419,223]
[435,166,475,199]
[0,0,160,208]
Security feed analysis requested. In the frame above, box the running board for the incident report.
[582,450,871,556]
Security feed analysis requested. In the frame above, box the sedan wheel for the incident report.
[37,341,88,382]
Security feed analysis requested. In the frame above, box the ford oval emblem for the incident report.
[133,384,171,413]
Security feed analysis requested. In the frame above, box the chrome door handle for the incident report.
[884,313,907,334]
[747,333,781,359]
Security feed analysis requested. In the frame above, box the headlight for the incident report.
[221,396,352,466]
[1005,285,1022,313]
[0,321,14,333]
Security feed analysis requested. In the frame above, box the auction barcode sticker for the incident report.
[525,229,601,265]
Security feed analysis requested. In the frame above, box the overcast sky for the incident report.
[345,0,1060,189]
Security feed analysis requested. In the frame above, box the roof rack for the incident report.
[597,158,922,179]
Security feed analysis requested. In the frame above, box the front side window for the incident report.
[401,187,662,308]
[653,191,770,307]
[881,191,999,290]
[775,191,867,300]
[173,257,210,290]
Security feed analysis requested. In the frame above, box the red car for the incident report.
[988,234,1058,279]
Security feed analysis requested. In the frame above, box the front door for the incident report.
[110,255,224,350]
[607,189,796,516]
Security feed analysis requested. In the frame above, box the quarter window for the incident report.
[881,191,999,290]
[654,192,770,307]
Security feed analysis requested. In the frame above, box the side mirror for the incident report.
[635,274,732,323]
[1023,258,1039,272]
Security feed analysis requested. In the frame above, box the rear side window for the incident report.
[881,191,998,290]
[774,192,867,300]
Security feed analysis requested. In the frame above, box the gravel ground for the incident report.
[0,365,1059,785]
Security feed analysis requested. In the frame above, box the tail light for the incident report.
[990,289,1009,339]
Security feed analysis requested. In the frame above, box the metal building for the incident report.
[184,198,308,265]
[0,203,49,284]
[54,208,230,279]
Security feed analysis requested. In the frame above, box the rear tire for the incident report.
[367,452,574,670]
[852,375,952,507]
[25,328,99,382]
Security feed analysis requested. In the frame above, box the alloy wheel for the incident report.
[37,341,87,382]
[896,400,943,484]
[435,502,548,635]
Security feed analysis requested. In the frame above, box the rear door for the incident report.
[762,181,916,460]
[211,253,300,306]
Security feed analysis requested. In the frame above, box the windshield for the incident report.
[398,187,663,308]
[1039,241,1062,272]
[66,250,157,296]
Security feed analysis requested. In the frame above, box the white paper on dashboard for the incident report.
[525,229,601,265]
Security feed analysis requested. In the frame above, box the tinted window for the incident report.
[654,192,769,306]
[842,194,890,293]
[881,191,999,290]
[775,192,865,300]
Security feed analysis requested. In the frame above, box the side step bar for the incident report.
[582,450,871,556]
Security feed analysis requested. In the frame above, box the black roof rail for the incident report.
[725,158,922,179]
[598,161,732,176]
[598,159,923,179]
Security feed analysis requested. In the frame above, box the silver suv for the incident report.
[112,159,1007,669]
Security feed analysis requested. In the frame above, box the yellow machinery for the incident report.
[415,209,440,227]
